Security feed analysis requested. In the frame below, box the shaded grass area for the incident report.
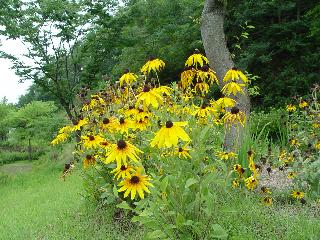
[0,163,141,240]
[214,189,320,240]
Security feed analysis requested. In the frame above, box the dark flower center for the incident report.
[101,141,109,146]
[89,135,95,141]
[201,65,209,72]
[143,85,150,92]
[117,140,127,149]
[231,107,240,114]
[194,49,200,54]
[129,105,134,110]
[124,69,129,74]
[103,118,110,124]
[148,55,155,61]
[166,121,173,128]
[232,67,238,70]
[130,176,140,184]
[86,155,92,160]
[119,118,125,124]
[247,150,253,156]
[120,165,127,171]
[138,108,144,113]
[178,147,183,152]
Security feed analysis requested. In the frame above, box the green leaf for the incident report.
[175,213,185,227]
[147,230,167,239]
[159,176,169,192]
[185,178,198,189]
[116,201,133,211]
[113,184,119,197]
[210,224,228,239]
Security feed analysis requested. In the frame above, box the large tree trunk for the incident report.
[201,0,251,150]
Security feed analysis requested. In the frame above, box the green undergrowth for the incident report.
[0,162,141,240]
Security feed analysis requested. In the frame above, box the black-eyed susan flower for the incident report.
[223,67,248,83]
[72,118,88,131]
[116,117,135,134]
[150,121,191,148]
[289,138,300,147]
[234,164,245,177]
[232,179,240,188]
[111,165,135,180]
[185,49,208,67]
[262,196,273,206]
[181,66,196,89]
[245,176,258,191]
[119,69,138,86]
[136,85,163,109]
[315,139,320,150]
[100,117,117,133]
[287,171,296,179]
[192,103,217,118]
[223,107,246,127]
[118,168,153,200]
[261,186,272,194]
[135,118,150,131]
[216,150,237,161]
[221,81,246,96]
[286,104,296,112]
[194,81,210,96]
[105,140,143,167]
[198,65,218,85]
[215,97,236,108]
[291,190,305,199]
[176,144,192,159]
[83,155,96,168]
[81,134,105,149]
[298,100,308,109]
[141,56,165,74]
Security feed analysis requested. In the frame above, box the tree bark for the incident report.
[201,0,251,151]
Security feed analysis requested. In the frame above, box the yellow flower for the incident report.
[72,118,88,131]
[291,190,305,199]
[100,117,117,133]
[232,179,240,189]
[287,172,296,179]
[289,138,300,147]
[111,165,135,180]
[105,140,143,167]
[141,57,165,74]
[116,117,135,134]
[315,139,320,150]
[216,151,237,161]
[286,104,296,112]
[150,121,191,148]
[192,104,217,118]
[58,125,73,134]
[181,67,196,89]
[245,176,258,191]
[176,144,192,159]
[223,107,246,127]
[215,97,236,108]
[83,155,96,168]
[118,169,153,200]
[298,100,308,109]
[194,81,210,96]
[221,82,245,96]
[51,133,69,145]
[223,67,248,83]
[261,186,272,194]
[119,69,138,86]
[185,49,208,67]
[262,196,273,206]
[81,134,105,149]
[197,65,218,85]
[136,85,163,109]
[135,118,150,131]
[233,164,245,177]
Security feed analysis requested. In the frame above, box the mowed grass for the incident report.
[0,162,141,240]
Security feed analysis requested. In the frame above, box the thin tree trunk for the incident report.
[201,0,251,151]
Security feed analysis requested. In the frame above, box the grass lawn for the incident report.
[0,162,141,240]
